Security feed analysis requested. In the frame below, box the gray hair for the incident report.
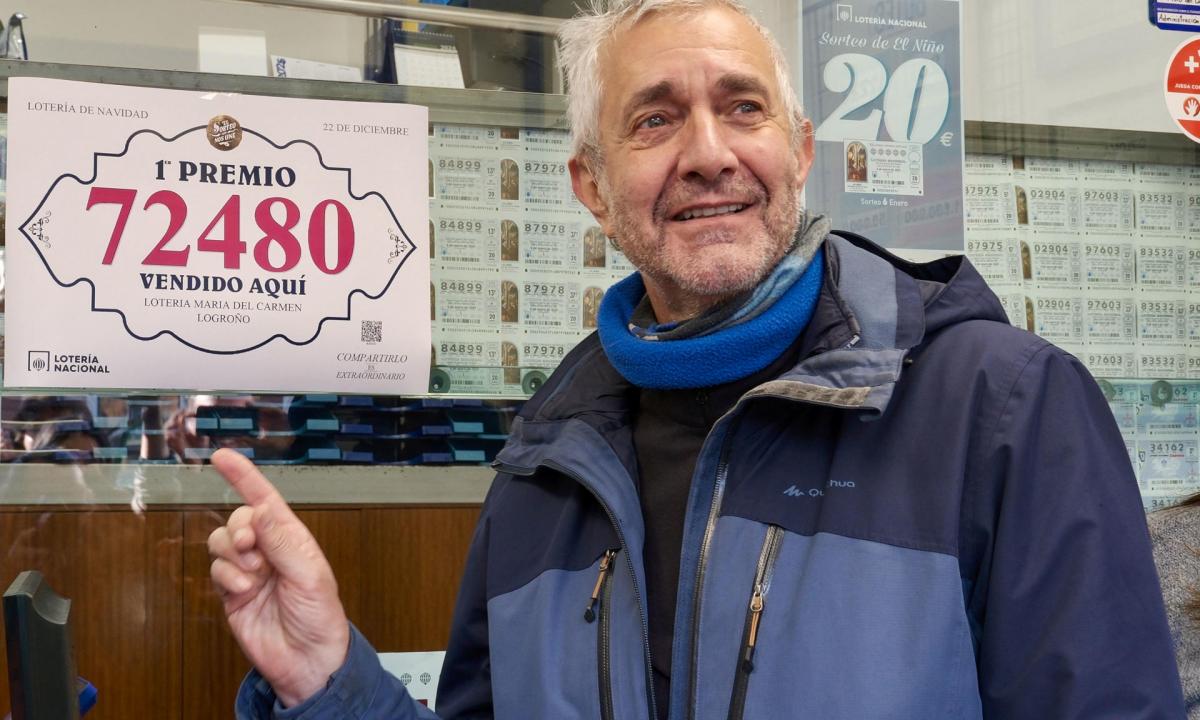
[557,0,804,164]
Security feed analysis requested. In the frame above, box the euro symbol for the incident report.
[939,132,954,147]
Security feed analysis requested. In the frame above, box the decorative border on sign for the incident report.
[19,125,418,355]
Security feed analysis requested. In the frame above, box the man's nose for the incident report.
[677,111,738,182]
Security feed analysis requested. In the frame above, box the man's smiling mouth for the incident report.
[673,203,748,221]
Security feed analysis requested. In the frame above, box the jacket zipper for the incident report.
[688,415,742,720]
[585,549,619,720]
[495,458,658,720]
[685,355,878,719]
[585,548,618,622]
[726,525,784,720]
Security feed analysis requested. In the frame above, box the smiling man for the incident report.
[212,0,1185,718]
[568,3,809,321]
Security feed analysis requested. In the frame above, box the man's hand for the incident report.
[207,448,350,707]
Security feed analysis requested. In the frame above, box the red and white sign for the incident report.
[5,77,431,393]
[1166,36,1200,144]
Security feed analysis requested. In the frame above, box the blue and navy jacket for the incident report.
[240,233,1185,719]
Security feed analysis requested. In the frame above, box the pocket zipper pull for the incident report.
[741,585,765,673]
[585,549,617,623]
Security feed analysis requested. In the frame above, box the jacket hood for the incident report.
[829,230,1010,337]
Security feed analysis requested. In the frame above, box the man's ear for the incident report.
[569,153,613,234]
[793,116,815,185]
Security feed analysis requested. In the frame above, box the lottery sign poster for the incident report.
[802,0,964,251]
[5,77,431,393]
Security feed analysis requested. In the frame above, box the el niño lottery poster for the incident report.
[802,0,964,252]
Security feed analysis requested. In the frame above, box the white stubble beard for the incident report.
[605,169,803,310]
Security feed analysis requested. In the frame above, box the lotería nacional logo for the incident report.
[51,353,110,374]
[27,350,49,371]
[207,114,243,150]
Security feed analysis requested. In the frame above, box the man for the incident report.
[208,0,1186,717]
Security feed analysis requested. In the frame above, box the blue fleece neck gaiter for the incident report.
[597,244,824,390]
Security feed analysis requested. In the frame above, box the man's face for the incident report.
[569,6,813,320]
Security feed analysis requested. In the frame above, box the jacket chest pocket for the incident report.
[726,525,784,720]
[585,548,620,720]
[695,520,982,720]
[486,547,652,720]
[486,556,607,719]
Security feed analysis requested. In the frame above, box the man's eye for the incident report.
[638,114,667,129]
[735,101,762,114]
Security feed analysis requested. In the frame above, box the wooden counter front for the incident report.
[0,503,481,719]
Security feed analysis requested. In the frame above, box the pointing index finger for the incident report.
[212,448,288,512]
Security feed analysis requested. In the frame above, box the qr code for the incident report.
[361,320,382,343]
